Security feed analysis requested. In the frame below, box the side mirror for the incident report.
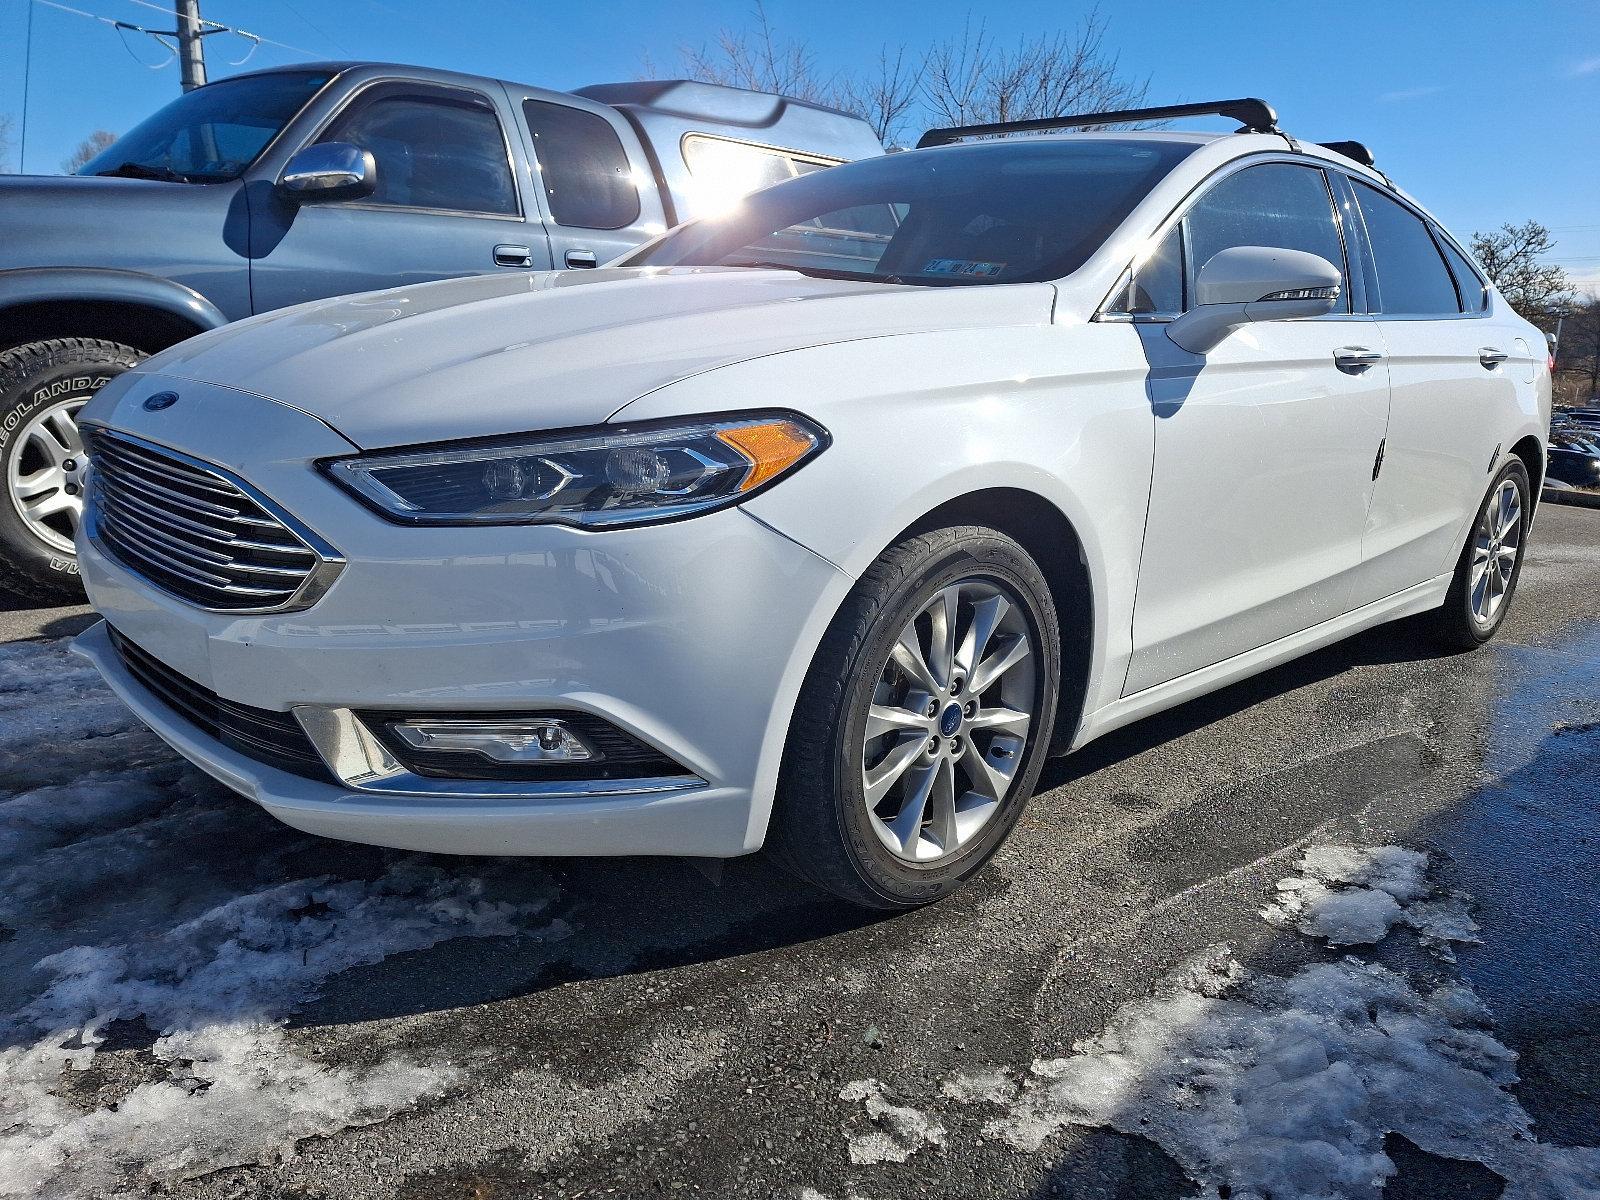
[1166,246,1342,354]
[277,142,377,203]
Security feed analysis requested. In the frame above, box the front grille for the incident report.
[86,428,341,612]
[108,626,334,783]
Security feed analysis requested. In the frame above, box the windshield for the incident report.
[80,70,334,183]
[625,138,1195,286]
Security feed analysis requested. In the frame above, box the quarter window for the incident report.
[1183,163,1350,312]
[1352,182,1460,316]
[1436,232,1488,313]
[522,100,641,230]
[320,86,517,215]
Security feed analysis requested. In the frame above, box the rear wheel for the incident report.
[0,338,145,602]
[769,526,1060,908]
[1433,459,1530,651]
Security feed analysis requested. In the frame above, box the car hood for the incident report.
[139,267,1057,449]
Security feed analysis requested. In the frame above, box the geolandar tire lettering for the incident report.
[0,338,146,603]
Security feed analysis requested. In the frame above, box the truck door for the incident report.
[249,80,549,313]
[510,95,669,269]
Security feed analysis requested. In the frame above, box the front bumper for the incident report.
[73,374,853,857]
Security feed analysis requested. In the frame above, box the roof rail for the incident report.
[915,97,1279,149]
[1318,140,1376,167]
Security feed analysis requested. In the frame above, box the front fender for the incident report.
[0,267,229,333]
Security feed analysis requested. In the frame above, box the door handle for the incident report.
[1478,346,1509,369]
[1334,346,1384,373]
[564,249,599,269]
[493,244,533,268]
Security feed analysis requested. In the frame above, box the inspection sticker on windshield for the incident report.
[922,258,1006,278]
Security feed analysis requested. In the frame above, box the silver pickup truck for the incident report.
[0,61,881,598]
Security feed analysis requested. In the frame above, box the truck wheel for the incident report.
[0,338,146,603]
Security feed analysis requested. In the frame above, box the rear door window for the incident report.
[1352,182,1460,316]
[321,85,518,215]
[1183,163,1351,312]
[521,100,641,230]
[1436,232,1488,313]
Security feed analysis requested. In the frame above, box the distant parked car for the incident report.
[1547,445,1600,491]
[73,97,1549,908]
[0,63,881,598]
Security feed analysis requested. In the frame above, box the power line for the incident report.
[118,0,318,57]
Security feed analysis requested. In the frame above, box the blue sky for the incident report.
[3,0,1598,288]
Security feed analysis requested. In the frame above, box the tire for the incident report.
[1432,459,1531,652]
[0,338,145,603]
[768,526,1061,909]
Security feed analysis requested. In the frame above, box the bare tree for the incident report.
[920,10,1149,129]
[1555,293,1600,404]
[0,113,14,174]
[681,1,836,105]
[62,130,117,174]
[835,47,921,146]
[671,4,1149,148]
[1470,221,1573,326]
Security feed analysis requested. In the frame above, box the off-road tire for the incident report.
[0,338,145,603]
[767,526,1060,909]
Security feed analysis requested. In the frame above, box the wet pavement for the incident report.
[0,504,1596,1200]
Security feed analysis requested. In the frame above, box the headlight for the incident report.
[323,413,827,527]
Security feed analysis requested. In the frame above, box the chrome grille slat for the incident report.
[86,428,344,612]
[97,485,315,557]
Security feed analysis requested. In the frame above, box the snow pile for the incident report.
[838,1079,946,1165]
[1263,845,1480,957]
[0,637,566,1198]
[942,847,1600,1199]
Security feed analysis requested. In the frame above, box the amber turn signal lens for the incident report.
[716,420,821,491]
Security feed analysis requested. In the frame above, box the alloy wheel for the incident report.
[860,578,1038,864]
[1470,477,1523,625]
[6,397,90,556]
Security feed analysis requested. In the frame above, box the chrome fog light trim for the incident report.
[391,718,600,764]
[292,706,703,801]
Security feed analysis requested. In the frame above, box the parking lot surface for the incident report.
[1,505,1596,1200]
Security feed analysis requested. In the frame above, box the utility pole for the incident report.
[174,0,207,91]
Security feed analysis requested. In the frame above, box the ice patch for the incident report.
[940,1066,1020,1105]
[939,847,1600,1199]
[0,637,566,1198]
[838,1078,946,1164]
[1264,844,1480,957]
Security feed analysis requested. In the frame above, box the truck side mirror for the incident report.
[277,142,377,203]
[1166,246,1342,355]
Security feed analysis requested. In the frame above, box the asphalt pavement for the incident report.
[1,504,1596,1200]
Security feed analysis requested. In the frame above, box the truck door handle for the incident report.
[493,244,533,268]
[1478,346,1509,369]
[564,249,599,269]
[1334,346,1384,373]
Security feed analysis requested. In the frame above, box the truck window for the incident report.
[320,85,518,216]
[521,100,641,230]
[681,134,839,217]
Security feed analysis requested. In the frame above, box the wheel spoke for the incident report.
[969,634,1031,695]
[926,586,959,688]
[13,466,65,499]
[955,593,1009,677]
[23,490,76,522]
[926,757,959,850]
[890,627,941,696]
[967,705,1031,736]
[44,408,83,454]
[866,702,930,742]
[864,735,926,806]
[887,762,939,854]
[959,740,1014,801]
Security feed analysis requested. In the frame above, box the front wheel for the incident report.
[1432,459,1531,651]
[0,338,146,602]
[769,526,1060,909]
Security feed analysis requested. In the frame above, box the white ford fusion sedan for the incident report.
[73,100,1549,908]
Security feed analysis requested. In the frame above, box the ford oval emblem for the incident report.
[143,391,178,412]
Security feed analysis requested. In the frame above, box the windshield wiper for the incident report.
[91,161,202,184]
[718,259,890,283]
